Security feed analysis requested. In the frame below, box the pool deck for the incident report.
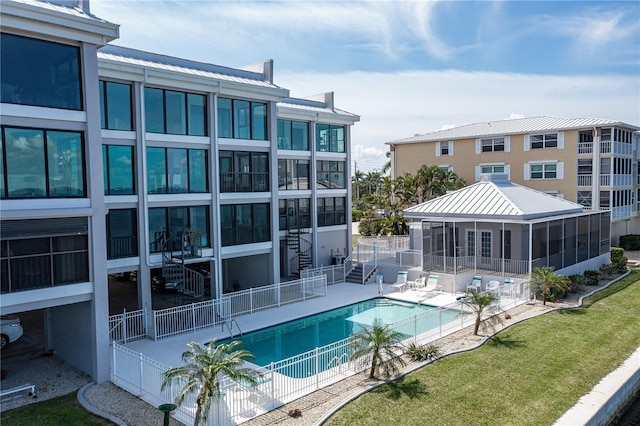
[123,282,466,367]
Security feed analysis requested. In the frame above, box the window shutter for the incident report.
[505,164,511,179]
[436,141,441,157]
[557,132,564,149]
[449,141,453,155]
[524,164,530,180]
[524,135,530,152]
[504,136,511,152]
[475,166,481,181]
[475,139,481,154]
[557,162,564,179]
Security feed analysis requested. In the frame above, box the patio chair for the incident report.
[500,279,517,298]
[389,271,408,293]
[486,280,500,295]
[467,275,482,292]
[416,274,441,299]
[409,276,425,289]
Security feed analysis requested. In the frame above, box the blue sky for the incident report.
[92,0,640,173]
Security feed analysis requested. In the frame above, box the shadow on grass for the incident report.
[373,377,428,400]
[488,335,526,349]
[558,308,587,316]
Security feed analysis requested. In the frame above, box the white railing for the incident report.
[113,296,503,425]
[600,141,611,153]
[423,254,529,276]
[153,276,327,340]
[301,258,351,285]
[600,174,611,186]
[610,205,636,220]
[577,142,593,155]
[109,308,148,344]
[396,249,422,267]
[357,235,410,252]
[577,175,592,187]
[361,249,377,285]
[109,276,328,343]
[612,141,633,156]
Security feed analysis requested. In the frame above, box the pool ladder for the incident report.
[222,319,243,338]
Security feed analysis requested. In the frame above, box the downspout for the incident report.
[210,84,222,299]
[592,127,601,210]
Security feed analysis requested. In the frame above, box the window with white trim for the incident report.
[475,163,509,181]
[525,162,563,180]
[481,137,505,152]
[436,141,453,157]
[524,132,564,151]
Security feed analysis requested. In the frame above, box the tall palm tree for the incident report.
[161,340,260,426]
[531,266,570,305]
[461,290,500,335]
[349,318,406,379]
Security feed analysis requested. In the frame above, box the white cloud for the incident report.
[506,113,525,120]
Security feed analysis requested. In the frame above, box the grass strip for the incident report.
[0,391,113,426]
[327,269,640,426]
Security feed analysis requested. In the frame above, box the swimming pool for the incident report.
[215,298,460,377]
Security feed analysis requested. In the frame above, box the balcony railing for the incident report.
[577,175,592,186]
[423,254,529,276]
[577,142,593,155]
[107,236,138,259]
[219,172,269,192]
[612,175,633,187]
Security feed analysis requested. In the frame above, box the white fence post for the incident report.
[315,347,319,389]
[250,287,253,314]
[191,303,196,332]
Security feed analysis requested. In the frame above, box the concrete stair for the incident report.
[344,264,376,284]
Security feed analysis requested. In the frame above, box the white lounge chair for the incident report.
[409,276,425,289]
[416,274,441,299]
[389,271,408,293]
[500,279,516,298]
[486,280,500,295]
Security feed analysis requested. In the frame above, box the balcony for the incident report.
[612,175,633,187]
[577,175,592,187]
[577,143,593,155]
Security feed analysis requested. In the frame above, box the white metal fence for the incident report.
[301,257,353,285]
[112,292,536,425]
[109,276,328,343]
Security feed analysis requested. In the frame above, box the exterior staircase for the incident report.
[156,229,205,302]
[287,229,312,274]
[344,263,376,284]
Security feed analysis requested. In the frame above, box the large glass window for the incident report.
[148,206,209,252]
[316,160,346,189]
[278,120,309,150]
[107,209,138,259]
[1,33,81,110]
[279,198,311,230]
[317,197,346,227]
[99,81,133,130]
[146,147,207,194]
[316,124,345,152]
[218,151,268,192]
[217,98,267,140]
[103,145,134,195]
[530,133,558,149]
[2,127,85,198]
[530,163,557,179]
[278,159,310,190]
[144,87,207,136]
[481,137,505,152]
[220,203,270,246]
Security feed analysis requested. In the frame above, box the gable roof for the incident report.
[388,116,639,145]
[404,176,584,221]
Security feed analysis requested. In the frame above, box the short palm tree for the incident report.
[349,318,406,379]
[461,290,500,336]
[161,340,260,426]
[531,266,570,305]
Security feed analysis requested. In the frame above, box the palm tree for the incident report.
[531,266,570,305]
[461,290,500,335]
[161,340,260,426]
[349,318,406,379]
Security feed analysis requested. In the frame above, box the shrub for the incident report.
[583,270,601,285]
[619,235,640,250]
[405,341,440,361]
[567,275,584,293]
[609,247,629,273]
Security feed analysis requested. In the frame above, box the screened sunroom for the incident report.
[404,175,611,285]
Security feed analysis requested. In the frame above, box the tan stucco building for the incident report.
[387,116,639,243]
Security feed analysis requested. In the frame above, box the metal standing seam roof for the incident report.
[9,0,109,22]
[98,46,284,90]
[404,177,584,221]
[277,100,359,119]
[389,116,639,145]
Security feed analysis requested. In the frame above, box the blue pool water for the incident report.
[215,298,459,377]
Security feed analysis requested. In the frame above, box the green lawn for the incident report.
[0,391,113,426]
[327,270,640,426]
